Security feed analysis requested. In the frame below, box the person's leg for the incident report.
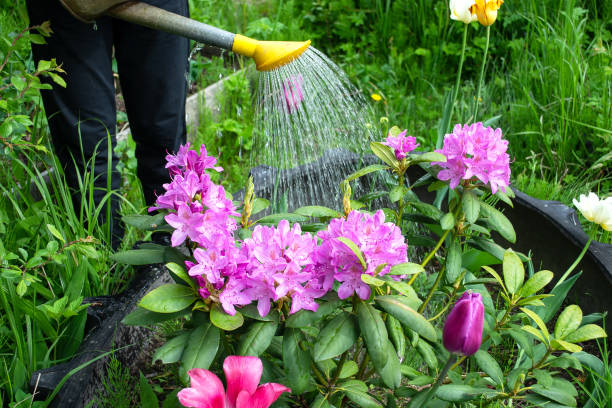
[26,0,122,243]
[113,0,190,206]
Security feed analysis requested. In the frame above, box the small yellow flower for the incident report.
[371,93,382,101]
[471,0,503,26]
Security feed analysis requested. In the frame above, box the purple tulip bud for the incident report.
[442,291,484,356]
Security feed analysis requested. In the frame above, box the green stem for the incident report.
[357,353,370,380]
[329,350,348,388]
[450,23,469,128]
[311,362,328,385]
[408,228,451,286]
[473,25,490,121]
[416,354,457,406]
[419,265,446,314]
[556,237,592,287]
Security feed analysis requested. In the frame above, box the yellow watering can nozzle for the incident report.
[233,34,311,71]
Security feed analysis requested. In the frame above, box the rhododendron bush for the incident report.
[116,123,606,407]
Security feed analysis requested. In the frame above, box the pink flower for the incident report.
[382,129,420,160]
[434,123,510,194]
[178,356,291,408]
[282,75,303,114]
[165,203,206,247]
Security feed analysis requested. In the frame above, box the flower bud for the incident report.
[442,291,484,356]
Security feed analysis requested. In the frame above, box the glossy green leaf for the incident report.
[337,237,366,270]
[519,270,554,297]
[313,312,357,361]
[345,164,390,182]
[294,205,341,218]
[446,239,462,283]
[339,380,383,408]
[282,328,313,393]
[251,198,269,215]
[387,262,424,276]
[416,339,437,370]
[550,339,582,353]
[377,341,401,389]
[537,272,582,323]
[506,326,534,357]
[409,151,446,163]
[357,302,389,373]
[180,322,219,380]
[436,384,496,402]
[286,298,342,328]
[531,378,577,406]
[554,305,582,340]
[122,306,190,326]
[521,307,550,342]
[256,213,308,224]
[386,315,405,362]
[139,372,159,407]
[153,333,190,364]
[480,201,516,243]
[503,249,524,295]
[165,262,196,290]
[375,296,437,342]
[462,190,480,223]
[338,360,358,379]
[564,324,607,343]
[121,213,166,231]
[139,284,197,313]
[474,350,503,386]
[210,304,244,331]
[238,320,278,356]
[370,142,398,168]
[440,212,455,230]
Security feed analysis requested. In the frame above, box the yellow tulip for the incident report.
[471,0,503,26]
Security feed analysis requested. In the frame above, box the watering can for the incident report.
[58,0,310,71]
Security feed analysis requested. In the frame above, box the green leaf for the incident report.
[519,270,554,297]
[139,372,159,407]
[121,213,166,230]
[481,265,507,293]
[181,321,220,374]
[462,190,480,223]
[165,262,196,290]
[564,324,607,343]
[286,298,342,328]
[11,76,26,91]
[46,224,65,244]
[480,201,516,243]
[112,248,179,265]
[473,350,503,386]
[503,249,524,295]
[339,380,383,408]
[256,213,308,224]
[537,272,582,324]
[238,320,278,356]
[370,142,398,167]
[251,198,269,215]
[550,339,582,353]
[440,212,455,230]
[375,296,437,342]
[361,274,385,286]
[337,237,366,270]
[345,164,390,182]
[210,304,244,331]
[446,240,462,283]
[138,284,197,313]
[521,307,550,343]
[313,312,358,361]
[338,361,358,379]
[357,302,389,374]
[554,305,582,340]
[389,185,408,203]
[294,206,341,218]
[386,315,405,362]
[153,333,190,364]
[122,307,189,326]
[521,325,547,344]
[416,339,437,370]
[409,151,446,163]
[387,262,424,276]
[531,378,577,406]
[282,328,313,393]
[377,341,401,389]
[239,305,279,322]
[436,384,496,402]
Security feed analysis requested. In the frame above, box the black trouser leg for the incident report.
[114,0,189,206]
[26,0,121,242]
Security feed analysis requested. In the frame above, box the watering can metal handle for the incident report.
[58,0,235,51]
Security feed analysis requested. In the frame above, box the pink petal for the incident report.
[235,383,291,408]
[224,356,262,407]
[178,369,226,408]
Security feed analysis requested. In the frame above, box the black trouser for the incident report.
[27,0,189,242]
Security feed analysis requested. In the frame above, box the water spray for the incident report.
[58,0,310,71]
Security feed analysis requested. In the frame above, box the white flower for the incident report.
[449,0,477,24]
[573,192,612,232]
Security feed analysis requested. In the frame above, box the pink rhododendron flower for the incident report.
[282,75,303,114]
[434,122,510,193]
[382,129,420,160]
[178,356,290,408]
[315,210,408,300]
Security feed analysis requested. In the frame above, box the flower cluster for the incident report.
[434,122,510,194]
[573,192,612,232]
[315,210,408,300]
[383,129,420,160]
[157,144,410,317]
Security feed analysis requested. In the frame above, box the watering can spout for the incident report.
[58,0,310,71]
